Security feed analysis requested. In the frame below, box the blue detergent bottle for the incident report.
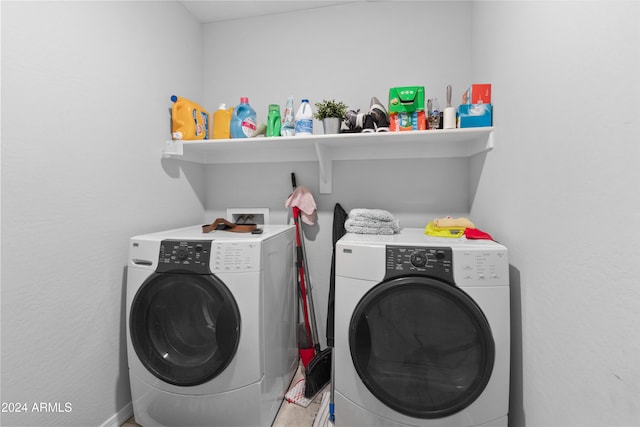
[230,97,257,138]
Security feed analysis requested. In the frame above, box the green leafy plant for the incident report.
[314,99,348,120]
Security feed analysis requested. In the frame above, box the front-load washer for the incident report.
[126,225,297,427]
[334,228,509,427]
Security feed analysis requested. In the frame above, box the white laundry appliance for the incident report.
[334,228,510,427]
[126,225,297,427]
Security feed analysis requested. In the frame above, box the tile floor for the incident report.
[120,365,326,427]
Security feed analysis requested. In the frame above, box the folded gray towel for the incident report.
[345,218,400,235]
[345,223,397,235]
[348,208,396,223]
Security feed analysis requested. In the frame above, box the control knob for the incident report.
[410,252,427,267]
[176,247,189,260]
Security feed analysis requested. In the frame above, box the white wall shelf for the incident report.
[163,127,494,193]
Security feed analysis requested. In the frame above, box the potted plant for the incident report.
[314,99,348,134]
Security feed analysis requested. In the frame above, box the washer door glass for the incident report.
[349,277,494,419]
[130,273,241,386]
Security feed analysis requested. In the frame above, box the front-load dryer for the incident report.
[334,228,509,427]
[126,225,297,427]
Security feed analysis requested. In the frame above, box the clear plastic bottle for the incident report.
[294,99,313,136]
[230,97,257,138]
[281,96,296,136]
[427,98,441,130]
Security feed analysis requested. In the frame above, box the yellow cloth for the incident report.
[433,216,475,229]
[424,221,464,238]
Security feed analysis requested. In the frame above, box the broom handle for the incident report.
[298,261,313,343]
[290,172,321,350]
[293,208,313,343]
[299,218,321,351]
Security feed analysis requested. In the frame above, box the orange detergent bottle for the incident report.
[213,103,233,139]
[171,95,209,140]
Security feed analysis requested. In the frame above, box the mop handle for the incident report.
[330,349,335,422]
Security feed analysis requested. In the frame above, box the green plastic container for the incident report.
[266,104,281,137]
[388,86,425,113]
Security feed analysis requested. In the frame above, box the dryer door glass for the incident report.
[130,273,241,386]
[349,277,494,419]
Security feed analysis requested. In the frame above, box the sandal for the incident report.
[369,96,390,132]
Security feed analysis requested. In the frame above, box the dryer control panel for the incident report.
[157,240,212,274]
[210,241,261,273]
[385,246,454,283]
[453,248,509,286]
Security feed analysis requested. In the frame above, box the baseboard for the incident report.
[100,402,133,427]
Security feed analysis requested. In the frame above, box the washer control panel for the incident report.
[385,246,454,282]
[157,240,212,274]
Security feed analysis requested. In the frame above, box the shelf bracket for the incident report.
[163,139,183,158]
[487,131,495,151]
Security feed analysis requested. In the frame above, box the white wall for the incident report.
[1,2,205,426]
[469,2,640,427]
[201,0,475,350]
[3,2,639,427]
[202,1,473,122]
[200,1,640,427]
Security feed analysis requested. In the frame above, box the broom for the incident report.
[290,173,332,398]
[295,228,315,368]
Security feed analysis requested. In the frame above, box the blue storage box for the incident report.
[458,103,493,128]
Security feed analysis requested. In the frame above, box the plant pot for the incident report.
[322,117,341,135]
